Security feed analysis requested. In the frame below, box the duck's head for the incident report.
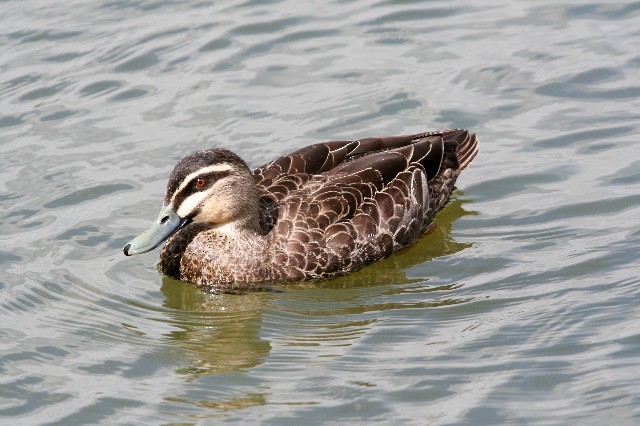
[123,148,260,256]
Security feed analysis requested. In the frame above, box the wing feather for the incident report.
[252,129,478,279]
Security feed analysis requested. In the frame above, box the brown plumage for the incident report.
[123,129,478,292]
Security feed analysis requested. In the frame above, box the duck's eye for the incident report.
[194,178,207,188]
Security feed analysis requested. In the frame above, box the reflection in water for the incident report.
[159,280,273,412]
[164,393,268,415]
[160,278,271,378]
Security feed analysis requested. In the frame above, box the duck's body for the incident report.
[124,129,478,291]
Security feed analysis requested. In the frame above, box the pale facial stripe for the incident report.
[175,186,216,218]
[169,164,234,206]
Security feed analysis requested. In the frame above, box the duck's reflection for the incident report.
[159,279,272,411]
[160,278,271,379]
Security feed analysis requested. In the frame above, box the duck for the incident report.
[124,129,478,292]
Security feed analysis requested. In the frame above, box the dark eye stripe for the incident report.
[171,170,231,212]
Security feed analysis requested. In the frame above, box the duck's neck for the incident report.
[199,175,262,234]
[229,175,263,234]
[219,193,263,234]
[211,216,261,235]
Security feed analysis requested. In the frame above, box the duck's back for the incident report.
[252,129,478,280]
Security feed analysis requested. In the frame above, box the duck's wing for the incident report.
[252,139,359,192]
[265,163,434,279]
[256,129,478,278]
[252,129,477,192]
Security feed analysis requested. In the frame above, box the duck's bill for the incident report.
[123,204,190,256]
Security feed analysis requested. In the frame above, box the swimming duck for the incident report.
[124,129,478,291]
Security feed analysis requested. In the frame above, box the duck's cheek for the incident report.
[193,200,236,224]
[176,191,211,219]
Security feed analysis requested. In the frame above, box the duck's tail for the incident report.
[441,129,479,171]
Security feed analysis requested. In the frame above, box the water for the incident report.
[2,0,640,423]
